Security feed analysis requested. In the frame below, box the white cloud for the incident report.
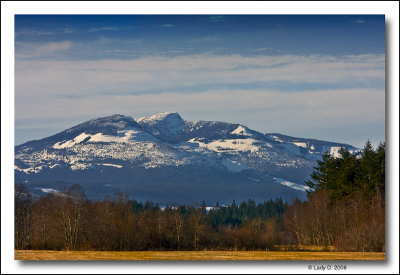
[88,26,119,32]
[14,87,384,136]
[252,47,269,52]
[38,41,72,52]
[15,53,384,98]
[16,53,385,94]
[16,30,55,36]
[15,28,76,36]
[15,41,72,58]
[97,36,142,45]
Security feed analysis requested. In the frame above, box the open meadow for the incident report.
[15,250,385,261]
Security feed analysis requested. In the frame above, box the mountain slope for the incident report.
[15,113,360,204]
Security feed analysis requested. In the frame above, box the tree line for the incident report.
[15,185,287,251]
[15,141,385,252]
[283,141,385,252]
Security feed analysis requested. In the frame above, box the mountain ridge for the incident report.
[15,112,361,204]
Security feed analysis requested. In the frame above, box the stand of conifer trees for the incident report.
[284,141,385,252]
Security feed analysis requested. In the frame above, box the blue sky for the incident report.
[15,15,385,148]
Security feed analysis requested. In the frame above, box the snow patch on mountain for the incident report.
[89,129,157,143]
[81,133,122,143]
[53,133,91,149]
[271,135,284,143]
[35,188,61,195]
[53,129,158,149]
[231,125,252,136]
[15,165,43,174]
[70,162,93,171]
[293,142,307,148]
[189,138,261,153]
[221,159,248,172]
[329,146,342,158]
[274,177,310,192]
[99,163,123,168]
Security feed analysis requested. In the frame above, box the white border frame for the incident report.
[2,2,399,274]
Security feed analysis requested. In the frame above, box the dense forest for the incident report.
[15,141,385,252]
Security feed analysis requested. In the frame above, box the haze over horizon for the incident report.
[15,15,385,148]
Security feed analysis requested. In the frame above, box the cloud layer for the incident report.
[15,53,384,96]
[15,53,385,147]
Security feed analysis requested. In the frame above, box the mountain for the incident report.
[15,112,360,204]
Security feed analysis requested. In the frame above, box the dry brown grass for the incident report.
[15,250,385,261]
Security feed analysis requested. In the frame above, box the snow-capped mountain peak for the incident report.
[66,114,141,135]
[15,112,361,204]
[137,112,184,141]
[137,111,182,124]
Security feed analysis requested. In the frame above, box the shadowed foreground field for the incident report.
[15,250,385,261]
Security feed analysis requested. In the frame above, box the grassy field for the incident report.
[15,250,385,261]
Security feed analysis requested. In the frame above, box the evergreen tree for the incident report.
[357,140,376,198]
[375,142,385,195]
[305,141,385,202]
[306,152,336,195]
